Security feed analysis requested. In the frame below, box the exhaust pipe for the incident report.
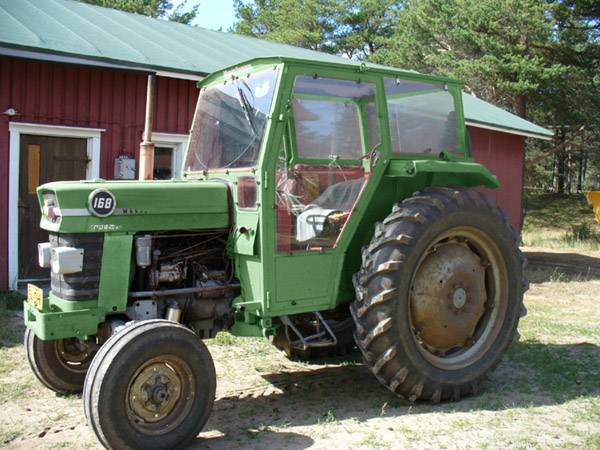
[139,73,156,180]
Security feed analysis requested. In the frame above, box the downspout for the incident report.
[139,73,156,180]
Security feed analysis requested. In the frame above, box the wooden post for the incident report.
[139,73,156,180]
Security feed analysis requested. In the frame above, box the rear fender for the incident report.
[385,158,499,190]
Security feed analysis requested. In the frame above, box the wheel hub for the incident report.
[410,242,487,353]
[452,287,467,309]
[54,338,95,373]
[129,362,182,423]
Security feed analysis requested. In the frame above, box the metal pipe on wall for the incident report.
[138,73,156,180]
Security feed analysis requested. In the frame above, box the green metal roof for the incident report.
[462,93,553,139]
[0,0,553,140]
[0,0,347,75]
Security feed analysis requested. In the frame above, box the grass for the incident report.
[522,192,600,250]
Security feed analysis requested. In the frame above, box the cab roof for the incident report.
[198,56,459,88]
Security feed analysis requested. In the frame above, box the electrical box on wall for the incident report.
[114,156,136,179]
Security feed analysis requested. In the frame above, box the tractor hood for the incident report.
[37,179,230,233]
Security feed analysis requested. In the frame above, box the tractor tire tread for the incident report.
[351,187,527,402]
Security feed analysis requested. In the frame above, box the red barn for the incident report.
[0,0,552,291]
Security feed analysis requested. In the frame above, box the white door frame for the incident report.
[8,122,104,289]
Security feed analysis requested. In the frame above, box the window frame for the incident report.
[272,68,387,256]
[151,132,189,179]
[183,64,284,176]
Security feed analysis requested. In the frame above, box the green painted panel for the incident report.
[233,212,259,256]
[98,233,133,313]
[24,301,100,340]
[234,258,262,304]
[38,179,229,233]
[23,293,102,341]
[272,253,338,313]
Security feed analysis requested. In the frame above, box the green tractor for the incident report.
[23,57,527,449]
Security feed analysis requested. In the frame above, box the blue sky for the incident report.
[174,0,237,31]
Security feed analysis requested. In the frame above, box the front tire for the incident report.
[25,328,95,394]
[352,187,527,402]
[83,320,216,450]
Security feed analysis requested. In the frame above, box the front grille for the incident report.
[49,233,104,301]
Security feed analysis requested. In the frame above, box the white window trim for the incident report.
[149,132,189,178]
[8,122,104,289]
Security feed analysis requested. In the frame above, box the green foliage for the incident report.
[233,0,403,57]
[372,0,568,116]
[78,0,199,24]
[233,0,339,51]
[233,0,599,193]
[331,0,404,59]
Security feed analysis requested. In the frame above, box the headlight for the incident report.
[38,242,51,268]
[50,247,84,274]
[42,192,61,223]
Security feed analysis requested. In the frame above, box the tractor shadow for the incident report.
[195,341,599,448]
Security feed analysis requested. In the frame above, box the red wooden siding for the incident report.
[469,126,525,231]
[0,56,199,290]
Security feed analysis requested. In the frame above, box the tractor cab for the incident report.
[181,58,491,338]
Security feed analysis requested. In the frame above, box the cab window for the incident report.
[384,77,459,155]
[275,76,379,252]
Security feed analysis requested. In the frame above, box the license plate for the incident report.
[27,284,44,310]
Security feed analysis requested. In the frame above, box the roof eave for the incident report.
[466,120,553,141]
[0,43,207,80]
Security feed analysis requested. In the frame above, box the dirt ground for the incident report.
[1,255,599,449]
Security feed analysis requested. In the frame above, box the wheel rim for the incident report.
[126,355,195,435]
[409,227,508,370]
[53,338,95,374]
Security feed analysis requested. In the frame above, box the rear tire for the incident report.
[24,328,95,395]
[83,320,216,450]
[352,187,527,402]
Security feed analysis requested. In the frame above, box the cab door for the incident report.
[269,70,385,315]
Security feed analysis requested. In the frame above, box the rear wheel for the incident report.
[352,187,527,402]
[83,320,216,450]
[25,328,95,394]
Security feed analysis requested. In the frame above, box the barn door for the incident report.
[18,135,88,280]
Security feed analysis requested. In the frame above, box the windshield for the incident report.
[184,67,279,172]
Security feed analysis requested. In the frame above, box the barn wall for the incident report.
[469,126,525,231]
[0,56,199,290]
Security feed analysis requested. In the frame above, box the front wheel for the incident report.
[352,187,527,402]
[83,320,216,450]
[25,328,96,394]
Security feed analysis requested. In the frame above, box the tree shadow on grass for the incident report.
[525,252,600,280]
[197,340,599,448]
